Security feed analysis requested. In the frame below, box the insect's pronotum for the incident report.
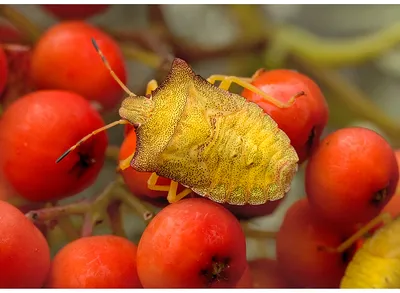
[57,38,302,206]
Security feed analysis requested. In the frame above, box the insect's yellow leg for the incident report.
[147,172,172,192]
[116,152,135,172]
[146,79,158,95]
[147,173,192,202]
[207,75,252,85]
[166,181,193,204]
[207,75,304,109]
[323,213,393,254]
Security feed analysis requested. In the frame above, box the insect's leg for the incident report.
[207,76,253,85]
[322,212,393,254]
[207,75,304,109]
[147,173,193,203]
[146,79,158,95]
[166,181,193,204]
[116,152,135,172]
[147,173,172,192]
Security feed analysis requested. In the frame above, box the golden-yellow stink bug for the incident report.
[340,213,400,288]
[57,39,301,206]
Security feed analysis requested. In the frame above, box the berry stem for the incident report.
[119,43,162,69]
[25,177,155,237]
[107,201,127,238]
[114,176,156,224]
[56,216,80,241]
[0,5,42,44]
[105,145,120,162]
[240,221,277,239]
[269,22,400,68]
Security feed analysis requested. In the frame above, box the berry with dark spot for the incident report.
[305,127,399,228]
[136,198,247,288]
[0,90,107,202]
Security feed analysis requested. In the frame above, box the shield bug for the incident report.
[57,38,301,206]
[339,213,400,288]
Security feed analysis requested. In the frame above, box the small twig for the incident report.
[115,186,155,224]
[57,216,80,241]
[108,201,127,238]
[105,145,120,162]
[145,4,267,63]
[120,43,162,69]
[293,56,400,147]
[25,177,155,238]
[270,22,400,68]
[114,176,156,224]
[241,221,278,239]
[81,212,95,237]
[0,5,42,43]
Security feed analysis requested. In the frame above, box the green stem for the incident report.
[120,43,162,69]
[106,145,120,160]
[274,22,400,68]
[0,5,42,43]
[241,221,277,239]
[25,177,155,237]
[294,56,400,146]
[57,216,80,241]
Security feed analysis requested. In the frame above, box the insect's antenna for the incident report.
[91,38,136,97]
[56,119,130,163]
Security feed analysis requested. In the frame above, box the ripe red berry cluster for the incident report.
[0,4,399,289]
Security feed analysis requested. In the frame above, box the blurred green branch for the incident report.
[0,5,42,43]
[229,5,400,147]
[266,22,400,68]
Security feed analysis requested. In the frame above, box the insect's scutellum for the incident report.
[55,39,136,164]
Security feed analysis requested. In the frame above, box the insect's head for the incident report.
[55,38,152,164]
[118,94,154,127]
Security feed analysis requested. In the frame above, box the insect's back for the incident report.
[154,73,299,205]
[340,217,400,288]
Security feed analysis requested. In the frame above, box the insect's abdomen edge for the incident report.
[195,103,299,205]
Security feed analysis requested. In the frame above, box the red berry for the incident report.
[235,264,253,288]
[0,200,50,288]
[45,235,142,288]
[30,21,127,111]
[381,194,400,218]
[0,24,24,44]
[41,4,110,20]
[395,149,400,194]
[276,198,349,288]
[119,129,188,207]
[305,127,399,228]
[241,69,329,163]
[248,258,289,288]
[0,90,108,202]
[0,46,8,96]
[136,198,247,288]
[0,44,34,106]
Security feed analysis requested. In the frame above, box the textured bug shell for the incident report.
[340,217,400,288]
[131,58,299,205]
